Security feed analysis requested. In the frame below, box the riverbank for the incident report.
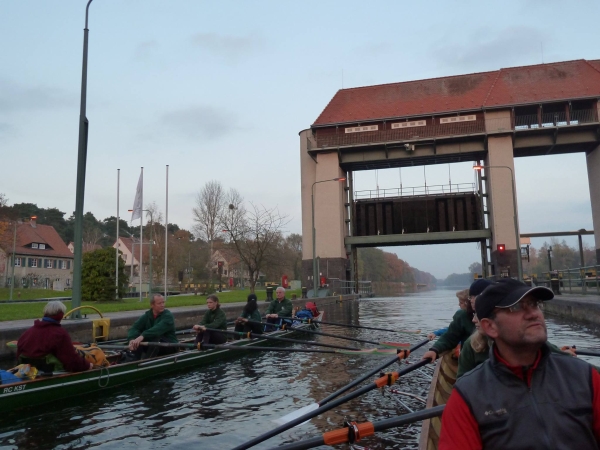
[0,293,356,360]
[543,293,600,329]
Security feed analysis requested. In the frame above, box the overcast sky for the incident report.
[1,0,598,279]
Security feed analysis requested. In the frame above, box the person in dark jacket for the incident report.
[439,279,600,450]
[194,294,228,345]
[422,279,492,363]
[17,301,92,372]
[265,287,293,330]
[127,294,177,359]
[234,294,263,335]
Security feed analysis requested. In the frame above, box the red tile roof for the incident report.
[312,59,600,126]
[0,221,73,258]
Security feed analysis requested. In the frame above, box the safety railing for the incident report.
[328,278,373,296]
[354,183,476,200]
[514,109,597,130]
[534,265,600,295]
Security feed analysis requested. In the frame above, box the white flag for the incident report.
[131,170,143,221]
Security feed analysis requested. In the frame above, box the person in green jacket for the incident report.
[127,294,177,359]
[234,294,263,335]
[422,279,492,363]
[265,287,293,331]
[193,294,228,345]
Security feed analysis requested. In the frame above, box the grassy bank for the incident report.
[0,288,73,301]
[0,289,302,322]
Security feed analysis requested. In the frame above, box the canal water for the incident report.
[1,289,600,450]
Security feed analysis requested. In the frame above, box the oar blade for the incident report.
[272,403,319,426]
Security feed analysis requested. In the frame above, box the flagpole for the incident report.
[165,165,169,299]
[139,167,143,302]
[116,168,120,299]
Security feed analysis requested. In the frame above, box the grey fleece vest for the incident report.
[455,343,598,450]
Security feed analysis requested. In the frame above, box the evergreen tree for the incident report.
[82,247,129,301]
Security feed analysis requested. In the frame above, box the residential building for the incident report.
[67,241,102,254]
[0,218,74,290]
[210,248,265,287]
[113,237,152,290]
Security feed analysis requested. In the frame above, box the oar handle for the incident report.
[232,343,431,450]
[270,405,445,450]
[320,338,429,406]
[575,348,600,357]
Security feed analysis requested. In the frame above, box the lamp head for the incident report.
[473,165,484,171]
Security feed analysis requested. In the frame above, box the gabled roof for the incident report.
[0,221,72,258]
[312,59,600,126]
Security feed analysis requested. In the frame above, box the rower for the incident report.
[234,294,263,335]
[193,294,228,345]
[265,287,293,331]
[17,301,92,373]
[439,279,600,449]
[127,294,178,360]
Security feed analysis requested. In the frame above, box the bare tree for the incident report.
[192,181,226,259]
[221,203,289,292]
[0,193,8,208]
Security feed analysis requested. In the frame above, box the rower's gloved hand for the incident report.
[422,350,438,363]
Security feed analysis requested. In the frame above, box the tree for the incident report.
[82,247,129,301]
[221,203,288,292]
[192,181,226,255]
[0,193,7,208]
[469,262,483,275]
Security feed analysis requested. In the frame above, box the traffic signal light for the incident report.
[497,244,505,252]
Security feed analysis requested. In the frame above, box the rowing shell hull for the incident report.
[0,316,321,412]
[418,351,458,450]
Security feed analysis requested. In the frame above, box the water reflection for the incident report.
[1,290,599,449]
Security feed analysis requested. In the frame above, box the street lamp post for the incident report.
[473,165,522,281]
[311,177,346,297]
[548,246,553,272]
[71,0,94,319]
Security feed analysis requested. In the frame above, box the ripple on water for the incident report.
[2,290,600,449]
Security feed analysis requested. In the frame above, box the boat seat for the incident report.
[19,357,55,376]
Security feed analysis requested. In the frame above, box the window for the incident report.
[14,257,21,267]
[46,259,53,268]
[39,244,46,249]
[60,260,67,269]
[32,243,39,249]
[66,278,71,287]
[31,259,38,268]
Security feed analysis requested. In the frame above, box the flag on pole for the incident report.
[131,170,143,221]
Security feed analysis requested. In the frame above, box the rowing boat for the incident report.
[418,351,458,450]
[0,314,322,411]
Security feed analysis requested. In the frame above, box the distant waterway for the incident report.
[1,290,600,449]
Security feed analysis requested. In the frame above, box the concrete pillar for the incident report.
[586,146,600,263]
[299,129,347,287]
[484,112,520,278]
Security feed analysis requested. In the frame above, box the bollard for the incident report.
[266,286,274,302]
[301,286,308,299]
[550,271,561,295]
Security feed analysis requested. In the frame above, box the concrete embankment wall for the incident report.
[0,295,357,361]
[543,295,600,328]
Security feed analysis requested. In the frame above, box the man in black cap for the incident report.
[422,279,492,363]
[439,278,600,450]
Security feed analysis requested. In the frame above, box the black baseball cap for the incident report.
[475,278,554,320]
[469,279,493,297]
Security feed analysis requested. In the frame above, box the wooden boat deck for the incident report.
[418,351,458,450]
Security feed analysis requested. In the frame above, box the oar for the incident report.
[276,337,429,426]
[301,319,421,335]
[200,343,401,356]
[574,348,600,357]
[268,405,445,450]
[246,320,411,349]
[232,340,430,450]
[98,342,196,350]
[214,329,363,352]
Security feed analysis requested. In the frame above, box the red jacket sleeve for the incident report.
[439,389,482,450]
[55,329,90,372]
[591,367,600,442]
